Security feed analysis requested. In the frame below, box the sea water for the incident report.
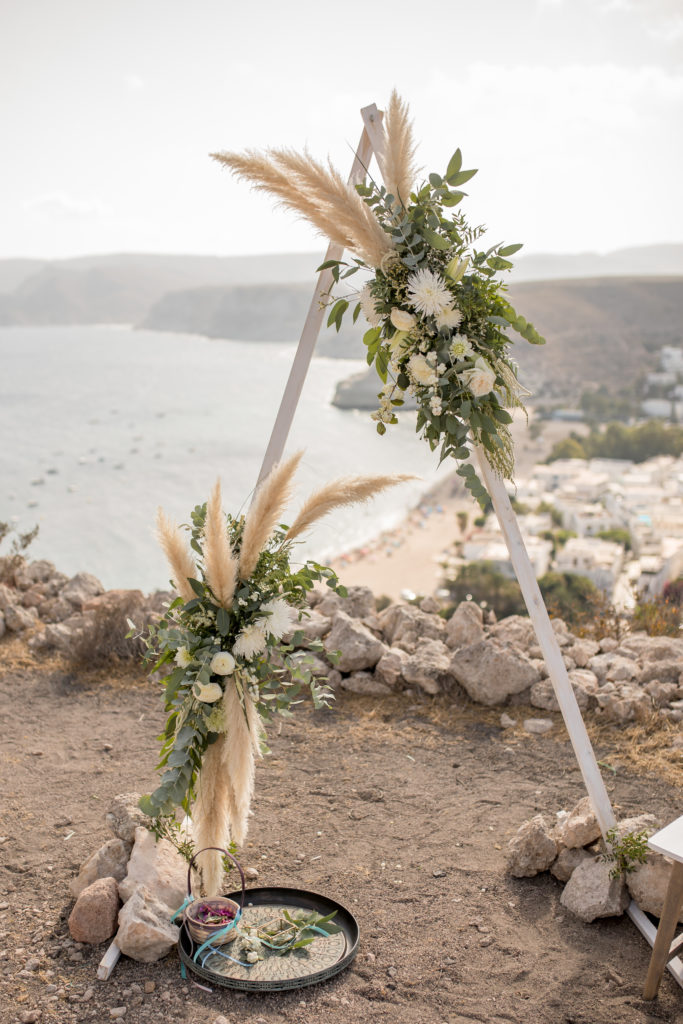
[0,325,445,591]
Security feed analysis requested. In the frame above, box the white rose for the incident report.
[407,354,438,387]
[194,681,223,703]
[463,356,496,397]
[390,308,416,331]
[174,646,192,668]
[210,651,236,676]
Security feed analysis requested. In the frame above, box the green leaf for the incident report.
[216,606,230,637]
[326,298,349,332]
[363,326,381,347]
[421,226,450,251]
[137,794,155,817]
[429,172,443,187]
[188,577,204,597]
[447,168,477,186]
[498,243,523,257]
[316,259,342,272]
[376,422,386,435]
[352,302,361,324]
[492,407,513,424]
[446,148,462,179]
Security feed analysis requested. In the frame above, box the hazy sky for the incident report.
[2,0,682,260]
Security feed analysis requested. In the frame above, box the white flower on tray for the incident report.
[210,651,236,675]
[406,268,453,317]
[463,356,497,397]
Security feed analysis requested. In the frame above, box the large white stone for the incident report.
[106,793,150,843]
[491,615,536,648]
[323,610,386,672]
[554,796,601,850]
[560,858,629,922]
[342,672,393,696]
[61,571,105,609]
[378,603,446,646]
[565,638,600,668]
[551,847,594,883]
[507,815,557,877]
[626,853,683,923]
[115,886,180,962]
[118,827,187,911]
[445,601,484,650]
[530,677,590,712]
[374,647,409,688]
[316,585,375,620]
[402,639,454,695]
[70,838,132,899]
[451,640,540,706]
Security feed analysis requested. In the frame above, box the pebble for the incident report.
[0,903,8,911]
[44,985,57,994]
[81,988,94,1001]
[24,957,41,971]
[500,712,517,729]
[109,1010,126,1019]
[161,991,171,1002]
[523,718,554,735]
[19,1012,40,1023]
[479,935,494,947]
[244,867,259,880]
[432,869,447,878]
[143,981,155,994]
[214,1016,230,1024]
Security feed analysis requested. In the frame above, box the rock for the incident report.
[70,838,132,899]
[106,793,149,843]
[4,603,38,632]
[0,613,4,640]
[569,668,599,697]
[143,981,156,993]
[419,595,440,614]
[244,867,259,880]
[507,815,557,877]
[22,559,57,584]
[28,621,76,652]
[611,814,660,843]
[0,583,14,611]
[644,680,678,705]
[500,712,517,728]
[530,678,590,712]
[445,601,484,650]
[295,611,331,643]
[565,638,600,668]
[342,672,393,696]
[452,640,539,706]
[115,886,180,962]
[60,572,104,609]
[560,858,629,922]
[68,876,119,944]
[118,827,187,910]
[554,797,601,850]
[316,585,375,620]
[599,637,618,653]
[588,653,638,683]
[523,718,554,735]
[621,635,683,663]
[551,847,594,883]
[402,639,454,695]
[110,1008,127,1018]
[626,853,683,923]
[378,603,446,646]
[638,659,683,685]
[374,647,409,688]
[323,611,386,672]
[491,615,536,648]
[19,1012,40,1024]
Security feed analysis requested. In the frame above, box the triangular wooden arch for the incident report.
[255,103,682,988]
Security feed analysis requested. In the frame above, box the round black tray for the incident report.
[178,886,359,992]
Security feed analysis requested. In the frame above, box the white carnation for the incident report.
[407,354,438,387]
[210,651,236,676]
[194,681,223,703]
[406,268,453,317]
[463,356,497,397]
[358,284,382,326]
[255,598,296,640]
[390,307,416,331]
[233,622,267,660]
[174,646,192,668]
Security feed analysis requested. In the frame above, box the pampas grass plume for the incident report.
[285,473,417,542]
[383,90,418,207]
[156,508,197,603]
[239,451,303,580]
[204,480,238,609]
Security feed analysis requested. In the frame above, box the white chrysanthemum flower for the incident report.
[435,307,463,330]
[358,284,382,327]
[194,681,223,703]
[406,268,453,317]
[407,354,438,387]
[390,307,416,331]
[205,705,227,732]
[255,598,296,640]
[449,334,475,361]
[174,646,192,668]
[233,622,267,660]
[463,356,497,397]
[210,651,236,676]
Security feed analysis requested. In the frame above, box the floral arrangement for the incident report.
[213,92,545,506]
[137,451,410,894]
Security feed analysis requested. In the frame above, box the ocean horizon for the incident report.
[0,324,448,591]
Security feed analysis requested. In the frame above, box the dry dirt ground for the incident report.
[0,638,681,1024]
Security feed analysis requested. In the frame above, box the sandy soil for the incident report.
[330,417,587,600]
[0,638,681,1024]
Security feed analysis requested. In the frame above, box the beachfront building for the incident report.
[554,537,624,595]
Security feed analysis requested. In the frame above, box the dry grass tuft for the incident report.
[67,593,148,669]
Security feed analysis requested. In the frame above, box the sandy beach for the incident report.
[330,415,584,599]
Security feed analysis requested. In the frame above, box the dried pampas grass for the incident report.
[192,735,232,896]
[285,473,417,542]
[382,90,418,207]
[156,508,197,603]
[211,147,394,269]
[204,480,237,609]
[239,450,303,580]
[223,681,263,846]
